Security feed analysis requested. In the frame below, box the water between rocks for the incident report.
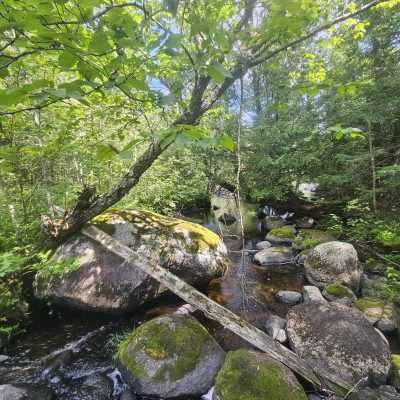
[0,211,398,399]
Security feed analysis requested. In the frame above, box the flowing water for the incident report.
[1,208,398,399]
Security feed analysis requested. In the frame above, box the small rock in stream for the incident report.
[265,315,287,343]
[120,389,137,400]
[80,373,113,400]
[0,355,10,363]
[302,286,327,304]
[276,290,302,305]
[255,241,272,250]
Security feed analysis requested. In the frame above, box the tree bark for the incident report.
[367,120,377,213]
[82,224,352,394]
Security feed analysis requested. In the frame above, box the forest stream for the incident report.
[0,207,320,400]
[1,203,399,400]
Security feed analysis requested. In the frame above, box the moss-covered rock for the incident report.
[214,349,307,400]
[355,297,396,332]
[35,209,229,313]
[293,229,335,251]
[117,314,225,398]
[266,226,296,245]
[269,226,296,239]
[323,283,356,305]
[389,354,400,390]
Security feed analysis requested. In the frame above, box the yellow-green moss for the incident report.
[392,354,400,369]
[294,229,335,250]
[355,297,385,312]
[325,283,354,298]
[269,227,296,239]
[117,316,210,383]
[93,209,221,252]
[215,350,307,400]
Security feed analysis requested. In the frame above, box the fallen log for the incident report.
[82,224,351,394]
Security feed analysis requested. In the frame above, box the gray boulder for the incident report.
[0,384,54,400]
[302,286,327,304]
[255,241,272,250]
[254,247,295,266]
[349,385,399,400]
[287,302,391,390]
[276,290,302,305]
[117,314,225,398]
[304,241,361,291]
[296,217,315,229]
[35,210,229,313]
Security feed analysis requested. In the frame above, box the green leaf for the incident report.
[96,143,117,161]
[207,63,232,83]
[218,134,235,151]
[90,31,111,53]
[58,51,79,69]
[164,34,182,49]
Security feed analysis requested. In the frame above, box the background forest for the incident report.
[1,1,399,254]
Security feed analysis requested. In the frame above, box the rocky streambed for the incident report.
[1,204,400,400]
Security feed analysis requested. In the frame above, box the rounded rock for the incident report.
[117,314,225,398]
[214,349,307,400]
[287,302,391,390]
[304,241,361,291]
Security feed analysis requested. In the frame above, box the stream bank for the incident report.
[1,199,399,400]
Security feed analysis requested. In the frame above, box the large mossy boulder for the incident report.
[293,229,335,251]
[303,241,361,291]
[213,349,307,400]
[287,302,391,392]
[34,210,229,313]
[117,314,225,398]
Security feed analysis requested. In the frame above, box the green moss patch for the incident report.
[215,350,307,400]
[117,315,210,383]
[325,283,354,298]
[269,226,296,239]
[294,229,335,250]
[355,297,385,312]
[94,209,221,252]
[392,354,400,369]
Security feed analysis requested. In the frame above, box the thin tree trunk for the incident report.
[367,120,377,213]
[81,224,352,395]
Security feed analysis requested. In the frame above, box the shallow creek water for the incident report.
[0,211,398,399]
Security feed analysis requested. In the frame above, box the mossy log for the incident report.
[82,224,352,395]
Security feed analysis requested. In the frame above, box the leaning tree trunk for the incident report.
[82,224,353,395]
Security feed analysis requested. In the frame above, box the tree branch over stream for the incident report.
[38,0,391,241]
